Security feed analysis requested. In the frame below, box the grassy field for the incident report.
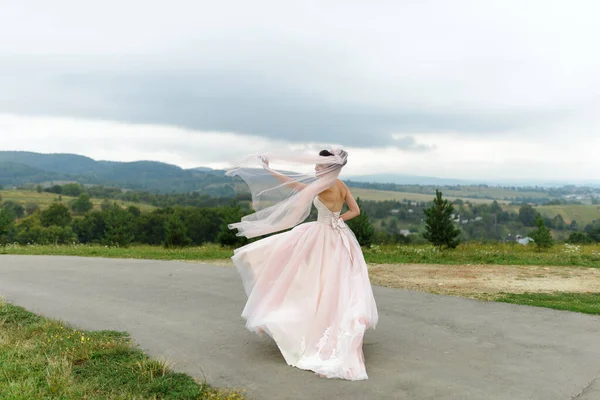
[0,243,233,260]
[496,293,600,315]
[349,186,555,202]
[0,190,156,212]
[537,204,600,225]
[0,300,244,399]
[504,204,600,226]
[2,242,600,267]
[364,242,600,267]
[350,188,504,204]
[440,187,554,201]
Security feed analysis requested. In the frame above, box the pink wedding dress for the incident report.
[232,196,378,380]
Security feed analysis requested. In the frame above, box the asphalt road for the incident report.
[1,255,599,400]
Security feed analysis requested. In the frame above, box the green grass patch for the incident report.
[350,188,503,204]
[495,292,600,315]
[537,204,600,226]
[0,243,233,261]
[0,300,244,399]
[2,242,600,267]
[0,189,156,212]
[363,242,600,267]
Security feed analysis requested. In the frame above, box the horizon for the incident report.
[2,149,599,188]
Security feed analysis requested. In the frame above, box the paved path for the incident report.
[1,255,599,399]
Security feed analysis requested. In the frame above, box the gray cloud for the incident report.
[391,136,436,152]
[1,0,599,149]
[0,57,572,147]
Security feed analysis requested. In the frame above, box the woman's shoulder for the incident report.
[336,180,348,195]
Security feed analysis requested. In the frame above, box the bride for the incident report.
[226,148,378,380]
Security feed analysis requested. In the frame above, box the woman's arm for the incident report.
[341,184,360,222]
[262,157,307,191]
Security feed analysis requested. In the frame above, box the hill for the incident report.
[2,151,598,208]
[0,151,234,196]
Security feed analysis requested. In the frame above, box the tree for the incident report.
[127,205,141,217]
[45,185,63,194]
[40,203,72,227]
[1,200,25,219]
[25,202,40,215]
[73,211,106,243]
[423,190,461,249]
[102,205,135,246]
[100,199,112,211]
[569,220,579,231]
[529,214,554,251]
[163,214,191,248]
[62,183,85,197]
[71,193,94,214]
[518,204,537,226]
[135,210,168,245]
[490,200,503,215]
[0,208,15,241]
[217,203,249,247]
[584,221,600,243]
[552,214,566,230]
[568,231,592,244]
[347,198,375,247]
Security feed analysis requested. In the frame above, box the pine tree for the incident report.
[529,213,554,251]
[0,208,15,240]
[423,190,461,249]
[347,198,375,247]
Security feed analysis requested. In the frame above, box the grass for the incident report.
[350,188,504,204]
[536,204,600,226]
[495,292,600,315]
[440,187,554,200]
[0,243,233,261]
[363,242,600,267]
[0,189,156,212]
[0,300,244,399]
[2,242,600,268]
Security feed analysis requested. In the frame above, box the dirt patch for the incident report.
[188,259,600,298]
[368,264,600,298]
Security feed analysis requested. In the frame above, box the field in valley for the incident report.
[0,190,156,212]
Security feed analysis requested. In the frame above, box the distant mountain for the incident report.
[0,151,111,175]
[0,161,60,186]
[2,151,596,195]
[0,151,235,196]
[345,173,477,186]
[345,173,600,188]
[189,167,214,172]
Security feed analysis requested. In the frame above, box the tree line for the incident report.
[2,183,599,248]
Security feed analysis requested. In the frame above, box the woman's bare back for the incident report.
[317,180,347,212]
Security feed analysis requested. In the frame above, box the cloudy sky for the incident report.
[1,0,599,182]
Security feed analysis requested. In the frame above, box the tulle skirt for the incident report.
[232,221,378,380]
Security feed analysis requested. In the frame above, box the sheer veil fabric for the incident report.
[225,149,348,238]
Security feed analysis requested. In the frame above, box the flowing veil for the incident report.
[226,148,348,238]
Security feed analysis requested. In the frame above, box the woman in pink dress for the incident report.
[226,149,378,380]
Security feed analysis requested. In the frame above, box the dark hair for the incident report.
[319,150,333,157]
